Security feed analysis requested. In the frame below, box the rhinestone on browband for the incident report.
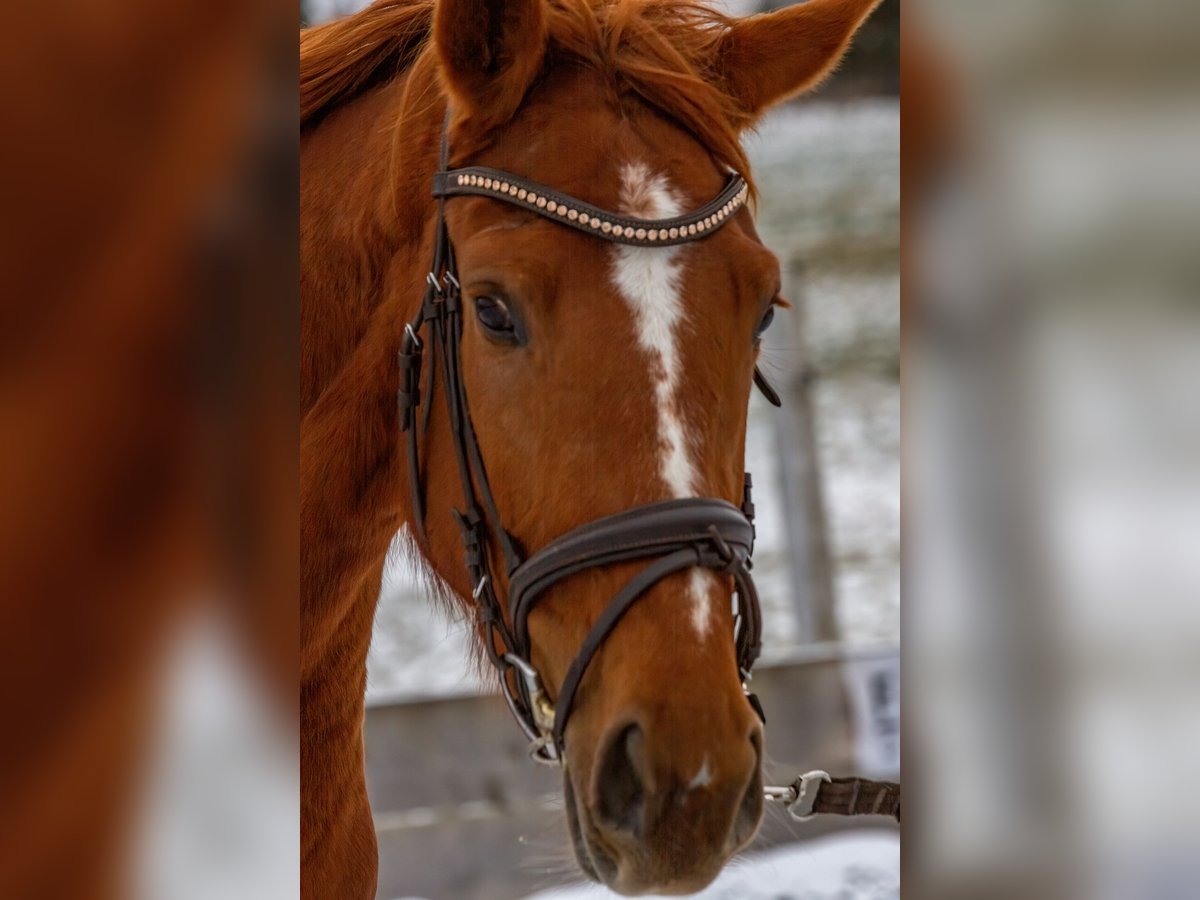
[433,166,750,248]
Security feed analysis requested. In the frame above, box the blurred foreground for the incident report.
[906,1,1200,898]
[0,1,298,897]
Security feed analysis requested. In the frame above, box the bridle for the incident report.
[397,117,899,822]
[398,120,770,763]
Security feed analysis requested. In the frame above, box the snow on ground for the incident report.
[523,832,900,900]
[388,831,899,900]
[134,612,299,900]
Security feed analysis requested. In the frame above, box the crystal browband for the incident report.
[432,167,749,247]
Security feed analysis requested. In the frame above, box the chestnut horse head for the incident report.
[300,0,880,894]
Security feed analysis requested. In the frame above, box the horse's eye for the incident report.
[754,306,776,342]
[475,295,515,338]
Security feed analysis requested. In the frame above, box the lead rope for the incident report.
[765,772,900,822]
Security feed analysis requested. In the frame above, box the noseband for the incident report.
[398,121,780,764]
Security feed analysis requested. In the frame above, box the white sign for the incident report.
[841,653,900,776]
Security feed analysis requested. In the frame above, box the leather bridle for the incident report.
[393,120,900,825]
[398,122,777,764]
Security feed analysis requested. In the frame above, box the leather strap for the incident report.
[813,777,901,822]
[753,366,782,407]
[503,497,761,746]
[433,168,749,248]
[554,550,701,746]
[509,500,753,610]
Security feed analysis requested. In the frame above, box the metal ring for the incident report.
[528,735,562,767]
[498,678,541,744]
[503,653,539,680]
[786,770,831,821]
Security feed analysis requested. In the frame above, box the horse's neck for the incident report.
[301,78,443,678]
[300,77,449,886]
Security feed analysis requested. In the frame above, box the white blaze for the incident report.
[610,163,713,636]
[688,756,714,791]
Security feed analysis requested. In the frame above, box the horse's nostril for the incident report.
[732,729,765,848]
[594,723,646,838]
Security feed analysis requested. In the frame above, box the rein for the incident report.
[397,118,898,822]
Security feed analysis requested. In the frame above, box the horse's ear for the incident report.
[434,0,547,128]
[718,0,883,121]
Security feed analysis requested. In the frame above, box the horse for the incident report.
[300,0,882,894]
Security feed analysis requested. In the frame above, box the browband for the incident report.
[433,167,750,248]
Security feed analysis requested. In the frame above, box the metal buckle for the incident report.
[473,573,489,600]
[404,322,423,350]
[786,770,831,821]
[504,653,559,741]
[426,271,443,293]
[442,271,460,291]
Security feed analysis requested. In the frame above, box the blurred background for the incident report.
[300,0,901,897]
[905,2,1200,898]
[0,0,298,897]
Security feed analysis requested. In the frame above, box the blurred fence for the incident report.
[366,644,899,900]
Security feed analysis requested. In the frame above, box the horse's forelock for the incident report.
[558,0,755,193]
[303,0,758,197]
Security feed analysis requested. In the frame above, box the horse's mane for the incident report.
[300,0,435,129]
[301,0,753,185]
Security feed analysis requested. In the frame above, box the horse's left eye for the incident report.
[754,306,775,342]
[475,295,516,338]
